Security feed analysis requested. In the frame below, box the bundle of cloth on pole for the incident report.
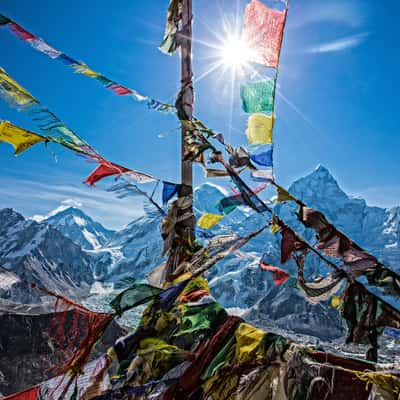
[6,270,400,400]
[0,13,173,113]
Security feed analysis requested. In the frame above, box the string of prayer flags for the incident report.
[341,281,400,346]
[0,67,92,152]
[84,161,131,186]
[0,120,46,155]
[197,213,224,230]
[162,182,181,205]
[159,0,183,55]
[226,165,269,213]
[246,113,274,145]
[0,14,174,113]
[240,78,276,114]
[243,0,288,68]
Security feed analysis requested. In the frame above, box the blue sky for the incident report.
[0,0,399,229]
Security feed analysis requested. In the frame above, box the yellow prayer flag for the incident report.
[197,213,224,230]
[0,67,36,107]
[276,184,296,203]
[72,63,100,78]
[0,121,46,155]
[269,214,280,234]
[330,295,341,309]
[234,323,266,364]
[246,113,274,145]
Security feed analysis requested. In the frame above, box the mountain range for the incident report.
[0,165,399,340]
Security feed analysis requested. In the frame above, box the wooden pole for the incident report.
[180,0,194,190]
[165,0,195,278]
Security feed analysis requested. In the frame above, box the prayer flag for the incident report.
[276,184,296,203]
[197,213,224,230]
[107,83,132,96]
[72,63,100,77]
[30,38,61,59]
[110,281,163,316]
[84,162,130,186]
[241,79,276,113]
[243,0,287,68]
[251,168,274,182]
[122,170,157,184]
[0,121,46,155]
[246,113,274,144]
[162,181,181,205]
[0,67,36,108]
[280,225,305,264]
[3,386,39,400]
[249,144,273,167]
[159,0,183,55]
[0,14,11,25]
[9,22,35,41]
[260,262,290,285]
[58,53,79,66]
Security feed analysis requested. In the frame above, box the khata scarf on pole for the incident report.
[159,0,183,55]
[0,14,174,113]
[243,0,288,68]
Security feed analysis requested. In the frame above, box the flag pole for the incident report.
[166,0,195,277]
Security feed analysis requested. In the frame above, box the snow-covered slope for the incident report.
[40,206,114,250]
[0,208,94,303]
[1,166,399,340]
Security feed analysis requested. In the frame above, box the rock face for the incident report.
[0,209,94,303]
[0,303,126,396]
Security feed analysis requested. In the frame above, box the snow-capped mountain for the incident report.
[0,208,94,303]
[1,165,399,340]
[38,206,115,250]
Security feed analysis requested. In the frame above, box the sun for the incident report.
[219,34,253,73]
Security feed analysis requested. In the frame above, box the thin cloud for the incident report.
[292,2,367,29]
[307,32,369,54]
[0,177,145,229]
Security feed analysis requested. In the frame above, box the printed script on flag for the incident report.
[243,0,287,68]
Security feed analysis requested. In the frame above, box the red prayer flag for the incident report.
[107,84,132,96]
[243,0,287,68]
[280,225,304,264]
[3,386,39,400]
[84,162,131,186]
[9,22,35,41]
[260,262,290,285]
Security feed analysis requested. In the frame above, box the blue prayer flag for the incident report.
[162,182,180,205]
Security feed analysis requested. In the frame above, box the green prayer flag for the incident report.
[240,78,276,114]
[175,302,227,336]
[0,14,11,25]
[110,280,163,316]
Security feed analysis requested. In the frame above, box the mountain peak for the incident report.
[288,165,348,208]
[39,203,114,250]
